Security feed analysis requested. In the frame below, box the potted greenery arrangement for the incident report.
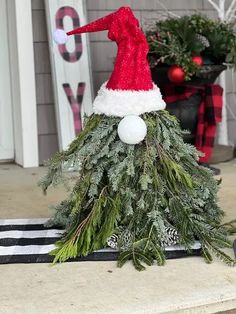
[146,14,236,85]
[146,15,236,172]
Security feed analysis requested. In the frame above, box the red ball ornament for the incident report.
[191,56,203,66]
[168,65,185,83]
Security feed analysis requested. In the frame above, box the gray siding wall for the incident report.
[32,0,58,164]
[32,0,236,163]
[226,71,236,147]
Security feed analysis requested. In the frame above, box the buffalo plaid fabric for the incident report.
[56,6,82,62]
[162,84,223,163]
[63,83,85,135]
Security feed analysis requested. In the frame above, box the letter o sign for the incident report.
[55,6,82,62]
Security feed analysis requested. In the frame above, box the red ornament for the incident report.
[191,56,203,66]
[168,65,185,83]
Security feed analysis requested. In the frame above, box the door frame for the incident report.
[6,0,38,167]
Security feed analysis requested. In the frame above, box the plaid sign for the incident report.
[45,1,93,150]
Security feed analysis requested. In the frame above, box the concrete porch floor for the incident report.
[0,162,236,314]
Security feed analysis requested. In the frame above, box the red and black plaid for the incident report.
[63,83,85,135]
[56,6,82,62]
[162,84,223,163]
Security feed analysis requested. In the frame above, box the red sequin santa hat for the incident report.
[54,6,166,117]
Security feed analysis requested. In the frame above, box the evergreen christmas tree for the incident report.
[40,7,235,270]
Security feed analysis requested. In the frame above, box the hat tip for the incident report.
[118,6,132,11]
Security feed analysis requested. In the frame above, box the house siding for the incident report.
[31,0,58,164]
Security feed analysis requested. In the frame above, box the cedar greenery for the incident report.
[39,111,235,270]
[146,14,236,79]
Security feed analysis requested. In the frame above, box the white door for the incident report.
[0,0,14,160]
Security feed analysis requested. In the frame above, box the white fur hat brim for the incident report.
[93,82,166,117]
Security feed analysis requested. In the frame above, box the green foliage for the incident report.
[226,40,236,70]
[220,219,236,235]
[118,248,154,271]
[51,186,120,263]
[38,114,102,194]
[117,233,166,271]
[146,17,201,80]
[40,111,235,269]
[146,14,236,78]
[201,245,213,264]
[189,14,236,66]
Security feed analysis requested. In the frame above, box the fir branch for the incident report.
[220,219,236,235]
[201,245,213,264]
[51,186,109,263]
[150,241,166,266]
[203,240,236,267]
[118,247,154,271]
[93,194,121,250]
[38,114,102,194]
[117,251,133,268]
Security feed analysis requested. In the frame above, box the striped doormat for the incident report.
[0,218,202,264]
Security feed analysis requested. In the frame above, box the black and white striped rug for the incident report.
[0,218,202,264]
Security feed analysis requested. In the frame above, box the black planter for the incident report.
[151,64,227,87]
[165,93,202,144]
[151,64,227,145]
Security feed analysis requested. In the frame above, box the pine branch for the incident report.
[51,186,109,263]
[205,241,236,266]
[201,245,213,264]
[220,219,236,234]
[150,241,166,266]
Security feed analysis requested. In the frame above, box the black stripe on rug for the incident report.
[0,249,201,264]
[0,224,62,232]
[0,237,59,247]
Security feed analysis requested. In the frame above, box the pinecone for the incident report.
[107,227,179,250]
[118,229,134,250]
[195,33,210,48]
[107,234,119,249]
[107,228,134,250]
[160,227,179,247]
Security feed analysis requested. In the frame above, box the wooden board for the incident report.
[45,0,93,150]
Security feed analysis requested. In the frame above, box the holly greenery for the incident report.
[189,15,236,66]
[146,14,236,79]
[39,111,235,270]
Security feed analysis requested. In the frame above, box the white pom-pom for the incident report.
[117,115,147,145]
[53,29,68,44]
